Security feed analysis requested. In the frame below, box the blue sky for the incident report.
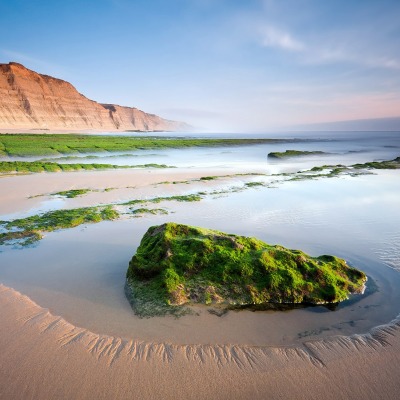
[1,0,400,131]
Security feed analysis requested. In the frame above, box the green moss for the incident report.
[131,208,169,216]
[4,206,119,232]
[268,150,327,159]
[126,223,367,317]
[0,161,175,174]
[0,134,293,157]
[123,194,203,206]
[0,192,203,248]
[53,189,92,198]
[0,206,119,246]
[244,182,265,187]
[156,173,267,187]
[0,230,42,246]
[139,163,174,169]
[352,157,400,170]
[292,158,400,181]
[310,165,345,172]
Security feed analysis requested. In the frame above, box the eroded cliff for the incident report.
[0,62,188,131]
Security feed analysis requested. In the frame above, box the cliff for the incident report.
[0,62,189,132]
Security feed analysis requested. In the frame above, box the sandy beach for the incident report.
[1,283,400,399]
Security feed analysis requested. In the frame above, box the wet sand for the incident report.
[0,167,241,215]
[1,283,400,399]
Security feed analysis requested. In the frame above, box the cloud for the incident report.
[259,26,304,52]
[251,6,400,71]
[256,26,400,71]
[366,57,400,70]
[298,42,400,71]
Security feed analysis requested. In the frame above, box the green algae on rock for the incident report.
[268,150,327,159]
[0,133,297,157]
[126,223,367,317]
[0,161,175,175]
[0,206,119,246]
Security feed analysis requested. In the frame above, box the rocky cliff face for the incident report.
[0,62,189,131]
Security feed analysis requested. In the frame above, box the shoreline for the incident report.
[1,280,399,359]
[1,281,400,399]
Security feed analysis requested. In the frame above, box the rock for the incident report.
[0,62,190,131]
[268,150,327,159]
[126,223,367,317]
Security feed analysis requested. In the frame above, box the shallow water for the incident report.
[0,132,399,346]
[3,131,399,173]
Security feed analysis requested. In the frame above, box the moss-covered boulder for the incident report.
[126,223,367,317]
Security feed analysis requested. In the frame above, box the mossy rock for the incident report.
[126,223,367,317]
[268,150,327,159]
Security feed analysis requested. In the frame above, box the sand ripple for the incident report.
[1,283,399,370]
[2,283,400,399]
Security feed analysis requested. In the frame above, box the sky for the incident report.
[1,0,400,132]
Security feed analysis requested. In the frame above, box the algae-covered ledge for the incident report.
[125,223,367,317]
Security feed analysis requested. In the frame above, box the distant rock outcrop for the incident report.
[0,62,189,131]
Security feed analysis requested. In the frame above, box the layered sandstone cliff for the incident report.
[0,62,189,131]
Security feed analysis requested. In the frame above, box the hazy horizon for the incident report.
[1,0,400,132]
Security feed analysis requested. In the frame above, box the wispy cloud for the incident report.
[314,51,400,71]
[255,25,400,71]
[259,26,304,52]
[365,57,400,70]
